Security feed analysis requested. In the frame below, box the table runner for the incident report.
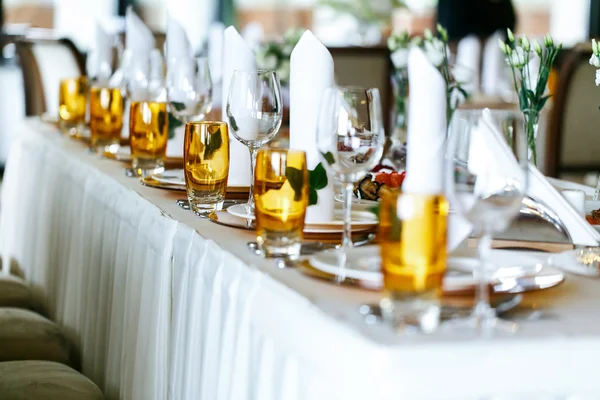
[2,119,600,399]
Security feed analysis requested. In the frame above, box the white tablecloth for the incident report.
[2,119,600,400]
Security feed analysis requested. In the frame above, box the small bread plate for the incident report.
[300,246,564,294]
[140,169,249,199]
[105,145,184,168]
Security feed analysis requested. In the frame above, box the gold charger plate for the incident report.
[208,210,377,242]
[140,170,249,200]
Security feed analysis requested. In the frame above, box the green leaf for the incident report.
[203,126,224,160]
[170,101,186,112]
[285,166,304,202]
[309,162,328,190]
[321,151,335,166]
[536,95,552,113]
[309,189,318,206]
[167,112,183,140]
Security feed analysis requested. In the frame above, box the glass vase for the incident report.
[523,112,539,166]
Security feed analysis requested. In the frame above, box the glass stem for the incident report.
[248,146,257,211]
[474,232,495,324]
[342,182,354,249]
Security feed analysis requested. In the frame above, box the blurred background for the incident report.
[1,0,600,181]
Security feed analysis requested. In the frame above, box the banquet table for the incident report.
[2,118,600,400]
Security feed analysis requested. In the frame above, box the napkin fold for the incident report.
[481,31,507,97]
[455,35,481,94]
[452,108,600,247]
[166,14,193,59]
[86,22,113,83]
[208,22,225,85]
[221,26,256,186]
[403,47,447,195]
[125,7,155,54]
[289,30,335,222]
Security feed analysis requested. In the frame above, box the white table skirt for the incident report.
[2,119,600,400]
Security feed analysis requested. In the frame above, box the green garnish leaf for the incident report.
[321,151,335,166]
[285,166,304,202]
[309,162,328,191]
[204,127,223,160]
[171,101,186,111]
[167,112,183,140]
[309,189,318,206]
[229,116,239,132]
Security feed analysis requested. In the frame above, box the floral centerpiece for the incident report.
[499,29,561,166]
[255,28,305,85]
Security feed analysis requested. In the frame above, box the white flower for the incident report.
[277,60,290,82]
[390,48,409,69]
[257,52,278,70]
[595,69,600,86]
[508,47,527,68]
[424,38,446,67]
[590,54,600,68]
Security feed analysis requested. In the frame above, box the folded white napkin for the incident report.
[241,22,264,50]
[481,31,507,97]
[167,126,185,158]
[455,35,481,94]
[452,108,600,247]
[125,7,155,54]
[166,14,193,59]
[403,47,447,195]
[289,30,335,222]
[221,26,256,186]
[208,22,225,85]
[86,22,113,83]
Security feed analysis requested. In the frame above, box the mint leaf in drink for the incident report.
[285,166,304,202]
[167,112,183,139]
[171,101,186,111]
[321,151,335,166]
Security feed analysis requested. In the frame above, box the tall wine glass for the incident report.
[316,87,385,272]
[445,108,529,334]
[226,70,283,217]
[167,56,213,123]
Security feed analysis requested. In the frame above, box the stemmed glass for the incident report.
[445,108,529,333]
[226,70,283,217]
[166,56,213,123]
[316,87,385,272]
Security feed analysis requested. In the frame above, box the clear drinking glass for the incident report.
[226,69,283,217]
[184,121,230,214]
[316,87,385,273]
[167,56,213,123]
[129,101,169,175]
[89,86,124,152]
[58,76,88,137]
[254,149,308,260]
[445,108,529,334]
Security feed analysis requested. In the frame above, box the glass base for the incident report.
[189,198,224,215]
[257,238,301,261]
[91,139,120,154]
[441,315,518,337]
[59,120,86,137]
[132,158,165,177]
[379,291,441,334]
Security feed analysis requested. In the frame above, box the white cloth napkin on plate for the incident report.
[481,31,507,97]
[125,7,155,54]
[289,30,335,222]
[403,47,446,195]
[456,35,481,94]
[208,22,225,85]
[453,108,600,247]
[166,14,193,59]
[221,26,255,186]
[167,126,185,158]
[86,22,113,83]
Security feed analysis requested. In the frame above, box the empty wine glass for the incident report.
[316,87,385,274]
[226,70,283,217]
[445,108,529,334]
[167,56,213,123]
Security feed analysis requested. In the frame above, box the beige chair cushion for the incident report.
[0,360,105,400]
[0,275,33,310]
[0,308,76,368]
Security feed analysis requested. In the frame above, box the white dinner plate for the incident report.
[153,169,185,186]
[227,204,378,232]
[334,193,379,207]
[308,246,544,289]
